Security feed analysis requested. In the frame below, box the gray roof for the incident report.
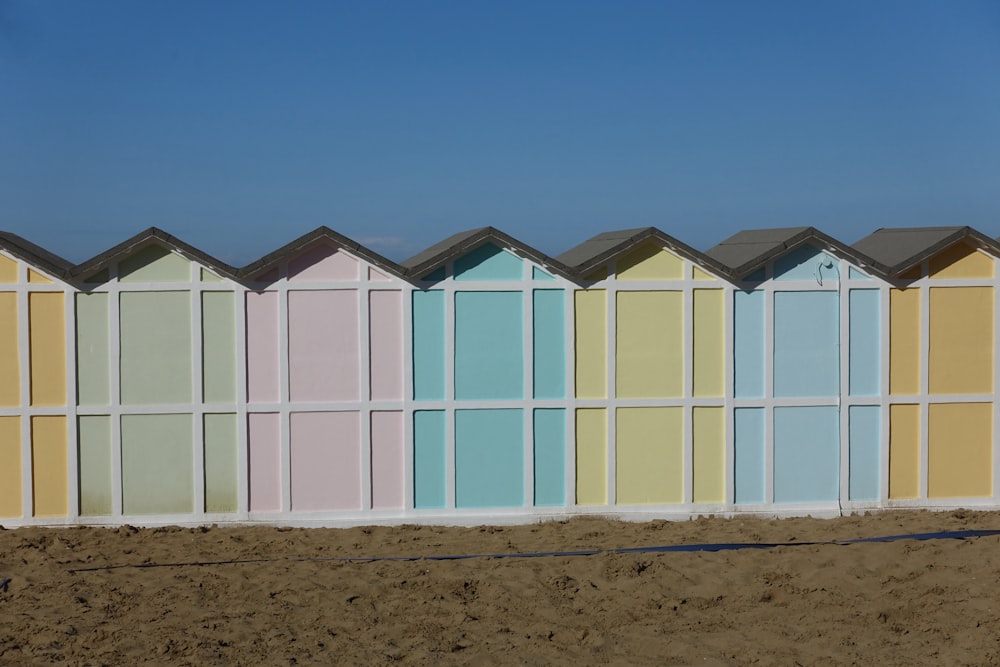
[0,231,74,280]
[706,227,887,279]
[401,227,576,281]
[240,226,407,281]
[71,227,241,282]
[851,226,1000,275]
[556,227,733,279]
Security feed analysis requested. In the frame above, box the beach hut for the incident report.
[556,228,733,513]
[240,228,410,519]
[0,233,74,524]
[402,228,576,516]
[706,228,888,513]
[71,229,243,522]
[853,227,1000,506]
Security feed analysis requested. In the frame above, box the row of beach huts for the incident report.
[0,223,997,526]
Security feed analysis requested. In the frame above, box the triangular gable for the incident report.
[0,231,74,283]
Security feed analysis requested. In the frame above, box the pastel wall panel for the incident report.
[772,245,835,281]
[616,291,683,398]
[849,289,881,397]
[929,287,993,395]
[693,407,725,504]
[369,290,404,401]
[616,245,683,281]
[120,291,192,405]
[773,291,839,398]
[889,404,920,499]
[848,406,881,501]
[78,415,112,516]
[413,410,446,509]
[202,292,237,404]
[0,417,20,517]
[454,291,523,400]
[575,290,607,399]
[928,403,991,498]
[0,254,15,282]
[412,291,446,401]
[121,414,194,515]
[533,290,566,399]
[31,416,67,517]
[371,411,405,510]
[616,407,683,505]
[455,409,524,508]
[76,293,109,406]
[118,246,190,282]
[29,292,65,407]
[889,289,920,395]
[533,409,566,507]
[734,408,765,504]
[204,413,238,513]
[693,289,725,398]
[0,292,18,407]
[454,244,523,281]
[928,242,994,279]
[246,291,281,403]
[248,413,281,512]
[575,408,607,505]
[287,245,359,282]
[288,290,360,402]
[773,406,839,503]
[734,291,764,399]
[290,411,361,511]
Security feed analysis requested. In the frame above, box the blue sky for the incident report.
[1,0,999,266]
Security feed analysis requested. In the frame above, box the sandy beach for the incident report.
[2,510,1000,665]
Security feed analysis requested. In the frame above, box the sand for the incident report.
[2,510,1000,665]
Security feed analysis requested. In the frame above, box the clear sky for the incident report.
[1,0,999,266]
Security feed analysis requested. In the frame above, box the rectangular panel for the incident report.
[0,417,20,517]
[31,416,67,517]
[29,292,66,407]
[849,289,881,397]
[246,291,280,403]
[574,290,607,399]
[575,408,607,505]
[290,411,361,511]
[616,291,683,398]
[455,409,524,508]
[693,289,725,398]
[248,413,281,511]
[455,291,523,400]
[288,290,360,402]
[693,407,725,504]
[889,404,920,499]
[0,292,18,407]
[204,413,238,513]
[371,411,405,510]
[121,414,194,515]
[734,291,764,398]
[76,293,109,406]
[412,291,446,401]
[773,406,839,503]
[928,403,991,498]
[889,289,920,395]
[533,290,566,399]
[369,290,404,401]
[929,287,993,394]
[120,292,192,405]
[202,292,237,404]
[78,415,112,516]
[616,407,683,504]
[533,409,566,507]
[413,410,446,509]
[848,406,881,501]
[734,408,765,504]
[773,292,839,398]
